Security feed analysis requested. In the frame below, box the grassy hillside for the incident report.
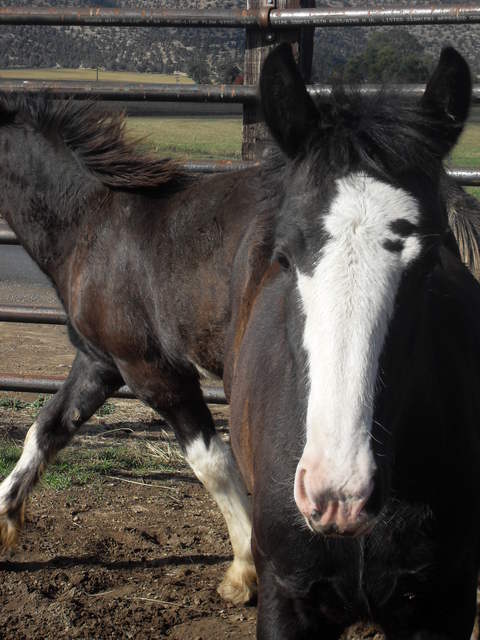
[0,68,194,84]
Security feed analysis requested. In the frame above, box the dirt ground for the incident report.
[0,323,259,639]
[0,322,478,639]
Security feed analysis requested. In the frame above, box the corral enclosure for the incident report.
[1,2,480,638]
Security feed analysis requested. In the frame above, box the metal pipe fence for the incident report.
[1,2,480,406]
[0,374,227,404]
[0,305,67,324]
[1,5,480,28]
[1,79,479,104]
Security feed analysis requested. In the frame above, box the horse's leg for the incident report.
[0,350,122,549]
[118,362,256,605]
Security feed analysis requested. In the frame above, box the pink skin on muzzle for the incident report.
[294,463,374,536]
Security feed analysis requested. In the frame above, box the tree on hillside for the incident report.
[342,30,433,83]
[187,55,211,84]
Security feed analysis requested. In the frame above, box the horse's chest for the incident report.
[268,505,438,627]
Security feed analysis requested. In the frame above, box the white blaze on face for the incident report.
[296,173,421,507]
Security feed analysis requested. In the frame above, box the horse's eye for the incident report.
[275,251,292,272]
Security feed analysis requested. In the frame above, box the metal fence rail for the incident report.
[1,79,479,104]
[1,1,480,406]
[0,374,227,404]
[0,305,67,324]
[1,5,480,28]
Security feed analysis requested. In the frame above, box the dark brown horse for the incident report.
[226,45,480,637]
[0,53,479,618]
[0,97,261,603]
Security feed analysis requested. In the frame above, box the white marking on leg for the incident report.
[0,422,43,514]
[185,434,256,602]
[186,434,252,559]
[296,174,422,506]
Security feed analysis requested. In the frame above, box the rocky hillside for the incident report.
[0,0,478,80]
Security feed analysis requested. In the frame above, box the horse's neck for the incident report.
[2,133,106,279]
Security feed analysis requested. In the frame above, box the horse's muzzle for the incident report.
[294,466,376,537]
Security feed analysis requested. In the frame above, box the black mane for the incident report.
[303,89,464,181]
[0,94,187,191]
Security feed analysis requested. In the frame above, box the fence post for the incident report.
[242,0,315,161]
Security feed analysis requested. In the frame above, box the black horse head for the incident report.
[258,44,471,535]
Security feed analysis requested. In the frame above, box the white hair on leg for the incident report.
[185,433,256,604]
[0,422,44,549]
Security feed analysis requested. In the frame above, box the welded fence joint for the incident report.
[0,80,478,105]
[1,5,480,27]
[0,374,228,404]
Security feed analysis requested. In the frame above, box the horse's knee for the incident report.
[218,557,257,605]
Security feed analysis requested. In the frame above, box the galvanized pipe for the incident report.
[269,5,480,27]
[0,5,480,28]
[0,80,479,104]
[448,168,480,186]
[0,374,228,404]
[0,305,67,324]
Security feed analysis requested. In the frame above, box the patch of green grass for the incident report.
[0,441,22,477]
[0,397,29,411]
[126,116,243,160]
[0,395,48,415]
[95,402,116,417]
[0,439,182,490]
[450,122,480,170]
[448,121,480,201]
[0,395,115,417]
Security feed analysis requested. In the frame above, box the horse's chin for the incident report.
[304,513,378,538]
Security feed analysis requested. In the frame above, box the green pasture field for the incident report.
[127,116,243,160]
[450,120,480,199]
[0,67,194,84]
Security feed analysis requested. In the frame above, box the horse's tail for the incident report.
[444,174,480,283]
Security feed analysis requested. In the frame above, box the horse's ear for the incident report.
[260,43,318,158]
[420,47,471,155]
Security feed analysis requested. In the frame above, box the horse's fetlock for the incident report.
[217,558,257,605]
[0,502,25,552]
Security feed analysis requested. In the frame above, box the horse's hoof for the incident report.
[0,504,24,552]
[217,559,257,605]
